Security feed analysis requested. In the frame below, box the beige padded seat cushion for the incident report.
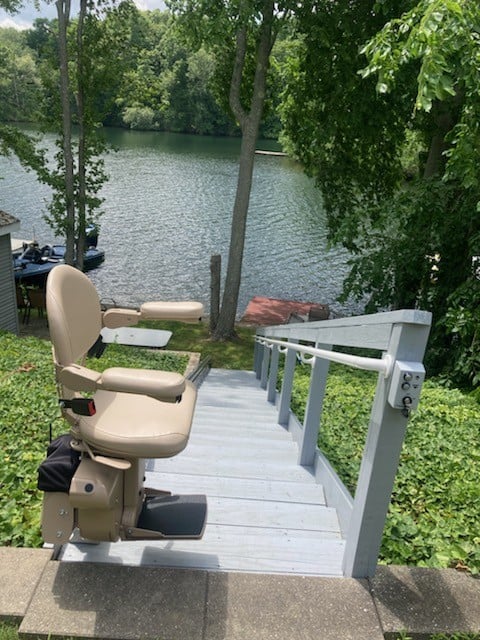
[77,380,197,458]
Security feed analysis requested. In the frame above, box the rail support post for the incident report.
[342,321,431,578]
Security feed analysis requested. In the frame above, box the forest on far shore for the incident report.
[0,7,283,138]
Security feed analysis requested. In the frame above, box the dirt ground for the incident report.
[18,313,50,341]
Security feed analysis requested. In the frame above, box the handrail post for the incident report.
[260,344,270,390]
[298,344,331,466]
[254,340,262,379]
[278,339,298,426]
[267,344,280,404]
[342,321,431,578]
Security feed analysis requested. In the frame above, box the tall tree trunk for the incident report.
[56,0,76,266]
[212,0,274,340]
[213,122,258,338]
[75,0,87,271]
[423,98,457,179]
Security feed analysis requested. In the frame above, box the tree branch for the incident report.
[250,0,274,119]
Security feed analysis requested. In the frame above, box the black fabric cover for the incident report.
[37,434,81,492]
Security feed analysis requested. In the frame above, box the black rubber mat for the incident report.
[137,494,207,539]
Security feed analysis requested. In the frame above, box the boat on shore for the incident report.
[255,149,287,157]
[13,240,105,287]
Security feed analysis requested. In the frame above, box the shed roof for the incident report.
[0,210,20,237]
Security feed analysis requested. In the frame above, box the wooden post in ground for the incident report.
[210,254,221,333]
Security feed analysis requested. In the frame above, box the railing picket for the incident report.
[342,321,431,578]
[253,340,262,379]
[260,344,270,390]
[278,339,298,426]
[298,344,331,466]
[267,345,280,403]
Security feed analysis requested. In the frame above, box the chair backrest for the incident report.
[47,265,102,366]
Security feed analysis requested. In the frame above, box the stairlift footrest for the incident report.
[135,494,207,539]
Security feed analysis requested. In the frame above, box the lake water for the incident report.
[0,127,359,317]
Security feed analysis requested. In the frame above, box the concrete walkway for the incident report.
[1,548,480,639]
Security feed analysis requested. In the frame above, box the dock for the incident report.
[241,295,328,325]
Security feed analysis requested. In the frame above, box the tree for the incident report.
[0,123,51,181]
[357,0,480,385]
[0,19,51,198]
[0,29,41,122]
[0,0,23,12]
[170,0,289,339]
[0,3,132,254]
[360,0,480,190]
[280,0,480,386]
[113,10,234,134]
[37,1,135,268]
[55,0,76,265]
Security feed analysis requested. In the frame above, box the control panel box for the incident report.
[388,361,425,411]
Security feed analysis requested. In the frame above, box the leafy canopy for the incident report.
[280,0,480,386]
[360,0,480,190]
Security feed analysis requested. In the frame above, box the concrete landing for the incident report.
[371,565,480,639]
[1,547,480,639]
[18,561,383,640]
[0,547,52,623]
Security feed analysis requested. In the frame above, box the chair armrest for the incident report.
[140,301,203,323]
[59,364,102,392]
[102,308,141,329]
[58,364,186,403]
[99,368,186,402]
[102,302,203,329]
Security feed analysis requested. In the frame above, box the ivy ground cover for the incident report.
[289,365,480,574]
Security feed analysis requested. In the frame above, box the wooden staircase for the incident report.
[60,368,345,576]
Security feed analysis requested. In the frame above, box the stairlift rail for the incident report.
[255,336,393,377]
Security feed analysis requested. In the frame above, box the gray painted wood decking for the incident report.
[60,368,345,576]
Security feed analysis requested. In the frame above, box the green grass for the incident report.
[141,319,256,369]
[0,623,18,640]
[88,340,189,373]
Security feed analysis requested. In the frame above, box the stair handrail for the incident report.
[255,336,393,376]
[254,308,432,579]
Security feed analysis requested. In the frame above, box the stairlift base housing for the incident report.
[41,462,207,544]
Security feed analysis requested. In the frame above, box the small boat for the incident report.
[13,241,105,287]
[255,149,287,157]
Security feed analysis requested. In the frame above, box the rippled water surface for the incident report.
[1,128,359,316]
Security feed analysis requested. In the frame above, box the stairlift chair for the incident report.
[38,264,207,544]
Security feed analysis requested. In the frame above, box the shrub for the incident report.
[122,105,157,130]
